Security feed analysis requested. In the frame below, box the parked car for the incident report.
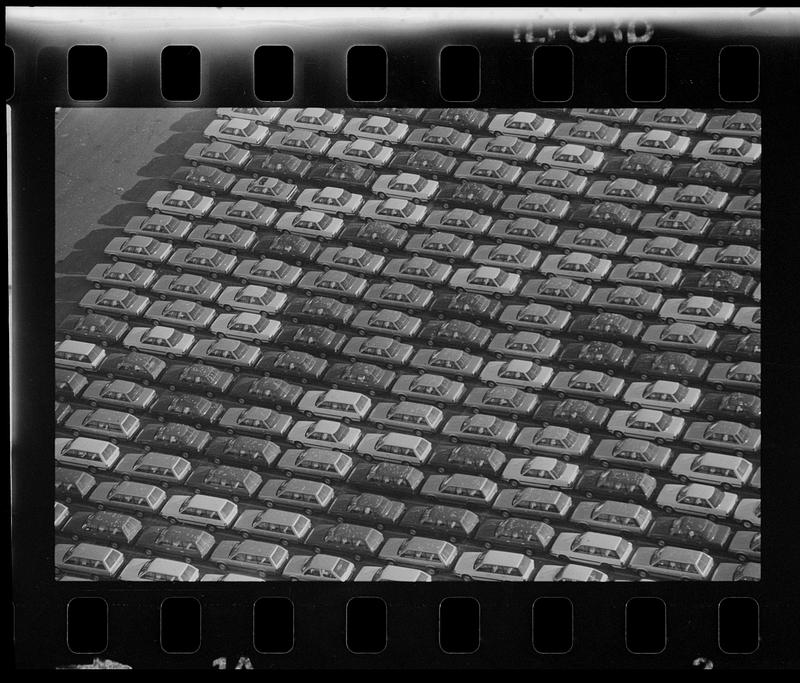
[590,438,673,473]
[558,341,635,375]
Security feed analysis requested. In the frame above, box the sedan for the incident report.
[500,303,571,336]
[539,253,612,284]
[389,149,457,180]
[454,159,522,188]
[287,419,361,451]
[104,235,173,268]
[406,125,472,155]
[535,144,605,174]
[307,161,378,192]
[487,111,556,140]
[470,243,541,274]
[147,189,214,219]
[217,284,287,315]
[690,137,761,165]
[188,338,262,372]
[122,325,194,359]
[619,130,691,158]
[519,168,588,199]
[548,370,625,404]
[358,198,427,227]
[501,193,570,221]
[449,266,522,298]
[203,117,269,147]
[143,299,216,333]
[58,313,129,347]
[295,186,365,217]
[695,245,761,273]
[658,296,735,328]
[423,208,492,237]
[469,135,536,163]
[488,218,559,247]
[218,406,293,439]
[607,408,685,444]
[279,107,345,135]
[704,111,761,141]
[622,380,701,414]
[123,214,192,241]
[232,257,302,290]
[266,129,332,159]
[552,120,622,148]
[326,138,394,168]
[342,115,409,143]
[585,178,658,207]
[682,420,761,456]
[186,222,257,255]
[86,261,157,293]
[364,282,433,314]
[230,176,298,205]
[655,185,729,215]
[169,165,236,196]
[167,246,237,279]
[209,199,278,229]
[297,269,367,302]
[641,322,718,354]
[588,285,663,319]
[407,232,475,265]
[637,108,707,132]
[185,141,252,172]
[210,311,281,345]
[656,483,738,520]
[372,172,439,203]
[352,309,422,340]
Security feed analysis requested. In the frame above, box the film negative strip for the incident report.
[7,6,800,669]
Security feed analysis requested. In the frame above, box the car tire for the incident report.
[662,506,674,514]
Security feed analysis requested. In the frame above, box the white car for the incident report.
[342,115,410,143]
[216,107,281,125]
[550,531,633,569]
[535,563,609,582]
[669,452,753,490]
[209,312,281,345]
[355,565,432,582]
[160,493,239,529]
[358,198,428,227]
[295,187,365,217]
[658,296,735,328]
[327,138,394,168]
[449,266,522,297]
[501,456,580,489]
[119,557,200,582]
[691,137,761,166]
[487,111,556,140]
[297,389,372,422]
[480,359,554,391]
[147,189,214,218]
[287,419,361,452]
[203,117,269,148]
[619,130,691,158]
[371,173,439,203]
[656,483,738,520]
[122,325,195,358]
[275,210,344,240]
[453,550,536,582]
[607,408,685,444]
[622,380,701,414]
[279,107,345,135]
[217,284,288,316]
[534,144,605,174]
[539,253,612,283]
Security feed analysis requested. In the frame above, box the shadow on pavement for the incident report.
[55,227,123,277]
[97,202,148,227]
[56,274,91,302]
[155,131,204,156]
[170,109,216,133]
[121,178,171,203]
[137,154,186,178]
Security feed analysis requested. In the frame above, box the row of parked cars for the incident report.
[55,107,760,581]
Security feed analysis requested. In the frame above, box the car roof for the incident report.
[212,338,243,352]
[57,339,97,355]
[578,531,627,549]
[643,129,673,141]
[348,138,378,151]
[169,189,196,203]
[559,143,589,156]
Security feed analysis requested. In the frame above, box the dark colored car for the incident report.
[307,161,378,192]
[169,165,236,195]
[429,292,502,324]
[389,149,458,180]
[418,319,492,353]
[135,421,211,457]
[474,518,555,557]
[252,232,321,266]
[602,153,673,183]
[696,392,761,427]
[715,333,761,363]
[568,313,644,346]
[437,182,504,214]
[257,350,327,384]
[61,511,143,548]
[58,313,129,347]
[185,464,263,502]
[205,435,282,471]
[707,218,761,248]
[305,523,385,562]
[427,444,507,476]
[557,341,636,375]
[339,221,410,254]
[136,525,216,562]
[739,169,761,195]
[244,152,312,182]
[283,297,355,329]
[400,505,480,543]
[347,462,425,496]
[329,493,406,531]
[570,201,642,233]
[229,375,303,410]
[324,362,396,397]
[274,324,347,359]
[534,399,611,434]
[669,160,742,191]
[575,468,658,505]
[646,516,732,554]
[631,352,709,384]
[680,269,757,302]
[55,467,97,504]
[56,369,89,402]
[160,363,235,398]
[149,393,225,429]
[99,352,166,386]
[422,108,490,132]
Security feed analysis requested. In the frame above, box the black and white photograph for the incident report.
[54,106,761,583]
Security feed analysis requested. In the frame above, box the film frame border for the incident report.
[8,7,800,669]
